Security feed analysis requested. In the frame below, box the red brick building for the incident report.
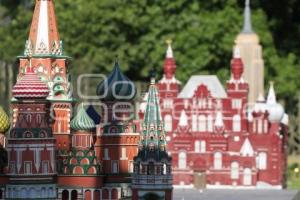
[144,40,288,189]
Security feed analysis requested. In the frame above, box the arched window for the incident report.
[264,120,268,133]
[257,120,263,134]
[192,114,197,132]
[257,152,267,170]
[231,162,239,179]
[200,141,206,153]
[207,115,213,132]
[26,114,32,123]
[71,190,78,200]
[214,152,222,169]
[178,151,186,169]
[164,115,172,132]
[233,115,241,132]
[243,168,252,185]
[195,141,200,153]
[198,115,206,132]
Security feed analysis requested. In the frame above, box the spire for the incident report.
[25,0,62,56]
[242,0,254,33]
[266,81,276,104]
[166,39,173,58]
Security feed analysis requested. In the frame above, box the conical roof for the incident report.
[96,60,136,101]
[0,107,10,133]
[71,104,96,131]
[24,0,62,56]
[12,68,49,99]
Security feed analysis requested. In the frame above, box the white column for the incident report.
[108,189,112,200]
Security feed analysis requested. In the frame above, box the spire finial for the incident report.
[267,81,276,104]
[149,68,156,85]
[242,0,254,33]
[166,39,173,58]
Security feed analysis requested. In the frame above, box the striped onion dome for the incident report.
[71,104,96,131]
[96,60,136,101]
[12,68,49,99]
[0,106,10,133]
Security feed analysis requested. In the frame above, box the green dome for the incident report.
[71,104,95,131]
[0,106,10,133]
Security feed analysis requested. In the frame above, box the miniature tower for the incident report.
[6,65,57,199]
[58,103,102,200]
[227,47,249,132]
[17,0,73,153]
[234,0,264,102]
[157,39,181,99]
[132,77,173,200]
[96,59,139,199]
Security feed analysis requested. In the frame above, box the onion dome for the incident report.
[266,82,284,123]
[96,60,136,101]
[12,67,49,99]
[71,104,96,131]
[231,47,244,81]
[0,107,10,133]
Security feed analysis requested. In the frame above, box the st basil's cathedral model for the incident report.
[0,0,288,200]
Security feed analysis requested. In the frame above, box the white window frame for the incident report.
[233,115,241,132]
[192,114,197,132]
[178,151,187,169]
[164,114,172,132]
[195,141,200,153]
[121,147,127,160]
[24,161,32,175]
[231,162,239,179]
[112,160,119,174]
[200,141,206,153]
[104,148,110,160]
[42,161,49,174]
[257,152,267,170]
[198,115,206,132]
[214,152,222,170]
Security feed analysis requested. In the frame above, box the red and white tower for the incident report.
[6,66,57,199]
[17,0,73,154]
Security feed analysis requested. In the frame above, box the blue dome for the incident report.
[96,61,136,101]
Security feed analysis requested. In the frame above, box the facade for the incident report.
[148,39,288,189]
[0,0,289,199]
[0,0,141,199]
[132,78,173,200]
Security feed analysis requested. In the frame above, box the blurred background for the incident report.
[0,0,299,188]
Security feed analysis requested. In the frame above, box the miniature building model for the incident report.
[132,77,173,200]
[149,39,288,189]
[0,0,288,199]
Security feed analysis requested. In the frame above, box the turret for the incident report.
[132,76,172,200]
[157,40,181,101]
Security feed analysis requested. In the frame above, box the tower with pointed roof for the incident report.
[132,77,172,200]
[5,64,57,199]
[96,59,140,199]
[16,0,73,156]
[234,0,264,103]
